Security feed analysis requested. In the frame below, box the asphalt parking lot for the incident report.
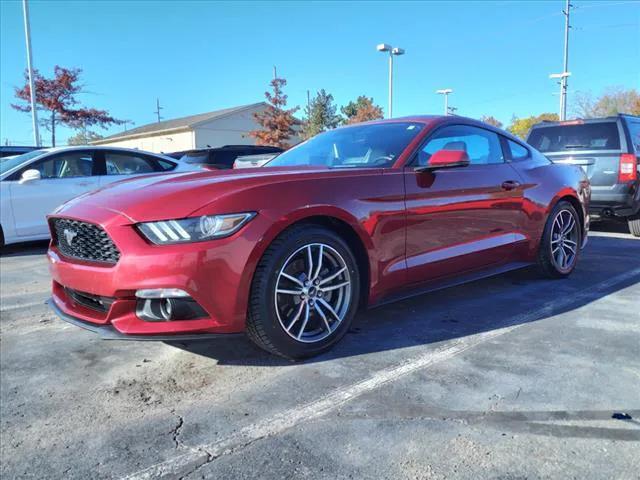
[1,223,639,479]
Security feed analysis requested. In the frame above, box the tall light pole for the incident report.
[550,72,571,120]
[22,0,40,146]
[436,89,453,115]
[376,43,405,118]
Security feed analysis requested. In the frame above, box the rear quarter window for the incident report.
[527,122,621,152]
[625,119,640,153]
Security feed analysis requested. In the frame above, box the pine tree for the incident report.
[301,89,341,139]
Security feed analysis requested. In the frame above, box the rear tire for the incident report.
[537,201,581,278]
[628,215,640,237]
[247,225,360,360]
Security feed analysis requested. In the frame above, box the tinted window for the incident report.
[626,119,640,153]
[30,152,93,178]
[267,123,424,168]
[508,140,529,160]
[415,125,504,166]
[157,159,176,171]
[105,152,155,175]
[527,122,621,152]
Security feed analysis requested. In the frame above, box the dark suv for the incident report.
[527,115,640,236]
[172,145,283,169]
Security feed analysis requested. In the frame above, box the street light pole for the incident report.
[22,0,40,147]
[377,44,405,118]
[550,72,571,119]
[436,89,453,115]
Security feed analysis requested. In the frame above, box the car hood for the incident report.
[55,166,334,222]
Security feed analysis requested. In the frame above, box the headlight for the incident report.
[137,213,256,244]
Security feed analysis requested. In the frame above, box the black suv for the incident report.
[527,115,640,236]
[171,145,283,169]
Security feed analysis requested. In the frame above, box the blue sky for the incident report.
[1,0,638,146]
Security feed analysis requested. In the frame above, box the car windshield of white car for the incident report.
[265,122,424,169]
[0,149,48,175]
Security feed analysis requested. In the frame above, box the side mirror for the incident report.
[415,150,470,172]
[19,169,41,183]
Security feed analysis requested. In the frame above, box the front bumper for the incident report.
[47,298,239,341]
[47,204,270,338]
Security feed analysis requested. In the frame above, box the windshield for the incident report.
[266,122,424,168]
[527,122,621,152]
[0,149,48,175]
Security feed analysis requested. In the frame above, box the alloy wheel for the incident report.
[550,209,579,272]
[274,243,352,343]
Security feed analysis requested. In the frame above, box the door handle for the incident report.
[76,182,92,186]
[501,180,521,191]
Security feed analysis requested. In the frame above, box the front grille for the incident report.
[65,288,114,313]
[51,218,121,264]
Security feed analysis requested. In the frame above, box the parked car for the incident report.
[527,114,639,236]
[47,116,589,359]
[0,145,39,158]
[177,145,283,169]
[0,146,198,246]
[233,153,279,169]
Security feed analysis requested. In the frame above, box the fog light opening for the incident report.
[135,291,208,322]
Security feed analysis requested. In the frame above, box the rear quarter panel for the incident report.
[511,152,590,259]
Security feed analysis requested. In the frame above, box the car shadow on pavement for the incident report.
[0,240,49,257]
[171,234,640,366]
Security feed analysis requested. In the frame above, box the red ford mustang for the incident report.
[47,116,590,359]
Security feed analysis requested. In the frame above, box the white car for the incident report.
[232,153,278,169]
[0,146,199,246]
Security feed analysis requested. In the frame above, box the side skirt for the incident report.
[369,261,533,309]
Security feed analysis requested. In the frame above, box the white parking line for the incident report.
[0,300,47,312]
[123,267,640,480]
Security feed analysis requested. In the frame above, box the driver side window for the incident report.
[28,152,94,179]
[415,125,505,167]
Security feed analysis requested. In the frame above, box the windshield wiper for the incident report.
[564,144,589,149]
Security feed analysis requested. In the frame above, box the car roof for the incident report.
[30,145,176,161]
[531,114,639,128]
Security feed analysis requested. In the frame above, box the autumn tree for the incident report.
[341,96,384,125]
[507,113,559,139]
[250,76,300,149]
[12,66,122,146]
[67,131,104,146]
[572,86,640,118]
[480,115,503,128]
[301,89,341,139]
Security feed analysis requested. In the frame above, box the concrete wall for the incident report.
[96,130,194,154]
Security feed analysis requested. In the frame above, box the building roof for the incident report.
[92,102,266,144]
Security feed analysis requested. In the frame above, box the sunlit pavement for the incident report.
[1,226,638,479]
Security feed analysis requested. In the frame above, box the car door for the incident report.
[403,124,524,285]
[96,150,172,187]
[9,150,100,237]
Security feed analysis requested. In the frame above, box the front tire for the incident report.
[537,201,581,278]
[247,225,360,360]
[628,215,640,237]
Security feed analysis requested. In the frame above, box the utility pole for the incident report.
[273,65,277,80]
[22,0,40,146]
[560,0,572,121]
[307,90,311,113]
[154,98,163,123]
